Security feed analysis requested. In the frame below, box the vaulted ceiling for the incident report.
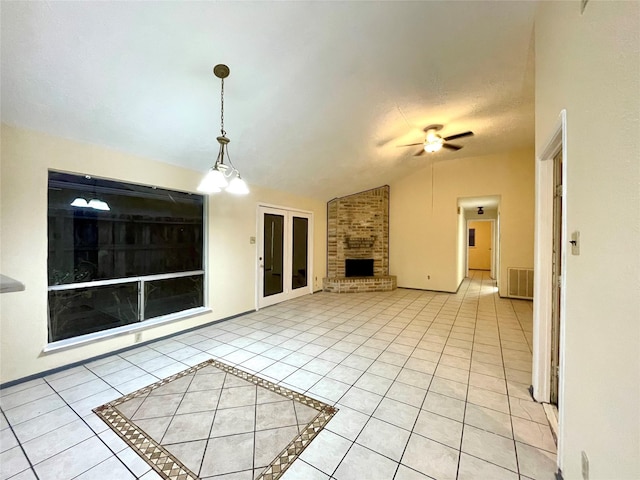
[1,1,535,200]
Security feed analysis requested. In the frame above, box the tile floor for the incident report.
[0,271,557,480]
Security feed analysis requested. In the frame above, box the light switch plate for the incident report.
[571,231,580,255]
[250,236,256,244]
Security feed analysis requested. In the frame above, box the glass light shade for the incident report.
[424,141,443,153]
[226,175,249,195]
[70,197,89,208]
[210,166,229,188]
[197,169,223,193]
[88,199,110,211]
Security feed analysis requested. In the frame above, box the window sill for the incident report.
[42,306,212,354]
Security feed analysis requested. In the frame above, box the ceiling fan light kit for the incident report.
[197,64,249,195]
[424,130,444,153]
[399,123,474,156]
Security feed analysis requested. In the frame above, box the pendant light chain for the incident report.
[220,77,225,136]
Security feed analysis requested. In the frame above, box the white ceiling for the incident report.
[1,1,536,200]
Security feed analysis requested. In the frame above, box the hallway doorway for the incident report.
[457,196,501,289]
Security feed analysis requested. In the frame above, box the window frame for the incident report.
[45,170,209,352]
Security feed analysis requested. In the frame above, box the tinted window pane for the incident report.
[48,172,204,285]
[263,213,284,297]
[48,283,138,342]
[292,217,308,289]
[144,275,204,319]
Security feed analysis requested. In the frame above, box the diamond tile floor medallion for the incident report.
[93,359,338,480]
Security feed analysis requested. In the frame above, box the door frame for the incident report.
[256,203,314,310]
[533,109,567,468]
[466,219,496,278]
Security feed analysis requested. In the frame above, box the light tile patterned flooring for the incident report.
[94,359,337,479]
[0,271,557,480]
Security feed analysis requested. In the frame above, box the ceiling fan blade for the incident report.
[443,131,474,142]
[413,149,426,156]
[442,143,462,151]
[397,142,425,147]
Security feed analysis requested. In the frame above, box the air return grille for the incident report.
[507,268,534,299]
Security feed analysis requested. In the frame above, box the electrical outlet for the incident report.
[134,332,142,343]
[581,451,589,480]
[249,236,256,244]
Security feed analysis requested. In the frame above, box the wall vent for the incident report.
[507,268,534,299]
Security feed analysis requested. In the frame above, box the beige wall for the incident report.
[0,125,326,383]
[535,2,639,478]
[389,149,534,295]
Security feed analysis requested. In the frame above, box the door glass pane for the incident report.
[292,217,308,289]
[144,275,204,319]
[48,282,139,342]
[264,213,284,297]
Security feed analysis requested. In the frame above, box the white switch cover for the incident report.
[571,231,580,255]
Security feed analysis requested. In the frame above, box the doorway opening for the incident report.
[457,195,501,289]
[550,149,563,405]
[257,205,313,309]
[533,109,567,470]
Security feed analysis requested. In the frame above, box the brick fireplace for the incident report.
[323,185,397,293]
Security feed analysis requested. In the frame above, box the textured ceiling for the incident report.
[1,1,535,200]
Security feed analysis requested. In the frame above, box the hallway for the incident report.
[0,271,556,479]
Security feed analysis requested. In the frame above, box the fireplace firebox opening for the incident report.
[345,259,374,277]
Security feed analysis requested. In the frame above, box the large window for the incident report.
[47,172,205,343]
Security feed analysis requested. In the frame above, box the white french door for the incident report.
[257,206,313,309]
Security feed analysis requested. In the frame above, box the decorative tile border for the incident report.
[93,358,338,480]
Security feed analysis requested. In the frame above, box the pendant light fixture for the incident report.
[197,64,249,195]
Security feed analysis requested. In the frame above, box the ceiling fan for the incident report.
[399,124,474,156]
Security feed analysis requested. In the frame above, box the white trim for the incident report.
[256,201,314,216]
[43,306,212,353]
[533,109,567,471]
[47,270,205,291]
